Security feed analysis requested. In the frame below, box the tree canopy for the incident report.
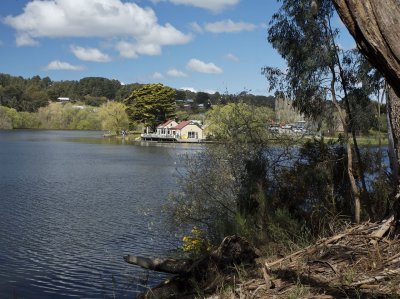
[263,0,382,223]
[98,102,129,135]
[205,102,274,142]
[124,83,176,130]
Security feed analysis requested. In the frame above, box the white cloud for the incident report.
[44,60,84,71]
[203,89,217,94]
[4,0,191,56]
[71,46,111,62]
[180,87,216,93]
[204,19,257,33]
[186,58,223,74]
[190,22,203,33]
[151,72,164,79]
[169,0,239,12]
[16,33,39,47]
[167,68,187,77]
[225,53,239,62]
[180,87,197,92]
[115,41,162,58]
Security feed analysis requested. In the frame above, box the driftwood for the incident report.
[123,256,193,274]
[126,223,400,298]
[369,215,395,245]
[255,222,400,298]
[124,235,260,299]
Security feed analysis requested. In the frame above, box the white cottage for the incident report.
[156,120,178,136]
[142,119,205,141]
[173,120,204,140]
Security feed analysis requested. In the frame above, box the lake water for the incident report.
[0,130,201,299]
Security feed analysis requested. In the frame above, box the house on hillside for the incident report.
[57,97,70,102]
[141,120,205,142]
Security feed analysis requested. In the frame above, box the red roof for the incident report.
[157,120,175,128]
[173,120,191,129]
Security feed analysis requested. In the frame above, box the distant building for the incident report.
[294,120,306,129]
[173,120,204,140]
[57,97,70,102]
[156,120,178,136]
[142,120,205,142]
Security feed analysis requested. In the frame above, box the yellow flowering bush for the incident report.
[182,226,212,256]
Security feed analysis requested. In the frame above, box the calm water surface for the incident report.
[0,130,200,298]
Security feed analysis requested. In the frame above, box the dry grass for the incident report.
[209,219,400,299]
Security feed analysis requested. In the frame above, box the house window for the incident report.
[188,131,198,139]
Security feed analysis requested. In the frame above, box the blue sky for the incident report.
[0,0,354,95]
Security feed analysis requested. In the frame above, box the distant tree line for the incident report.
[0,101,130,134]
[0,73,275,116]
[0,73,141,112]
[175,89,275,109]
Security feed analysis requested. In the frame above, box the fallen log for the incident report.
[123,256,193,274]
[125,235,260,299]
[370,215,395,245]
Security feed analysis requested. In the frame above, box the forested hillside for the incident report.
[0,74,141,111]
[0,73,275,113]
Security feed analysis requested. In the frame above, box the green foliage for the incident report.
[263,0,383,225]
[272,138,354,236]
[0,106,40,129]
[36,103,101,130]
[124,83,176,130]
[266,209,311,251]
[82,95,108,107]
[347,89,377,134]
[175,110,190,121]
[264,0,337,119]
[78,77,121,99]
[0,74,49,112]
[205,102,274,142]
[175,90,187,102]
[0,106,12,129]
[0,73,136,111]
[170,144,243,242]
[264,0,379,134]
[114,84,141,101]
[195,92,211,108]
[98,101,129,135]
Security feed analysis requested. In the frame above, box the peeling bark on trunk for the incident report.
[332,0,400,98]
[346,142,361,223]
[333,0,400,217]
[387,87,400,198]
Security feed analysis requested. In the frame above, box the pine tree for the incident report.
[124,83,176,131]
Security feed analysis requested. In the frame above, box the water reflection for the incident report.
[0,130,199,298]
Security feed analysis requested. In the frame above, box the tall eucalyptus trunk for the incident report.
[329,73,361,223]
[332,0,400,215]
[387,87,400,200]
